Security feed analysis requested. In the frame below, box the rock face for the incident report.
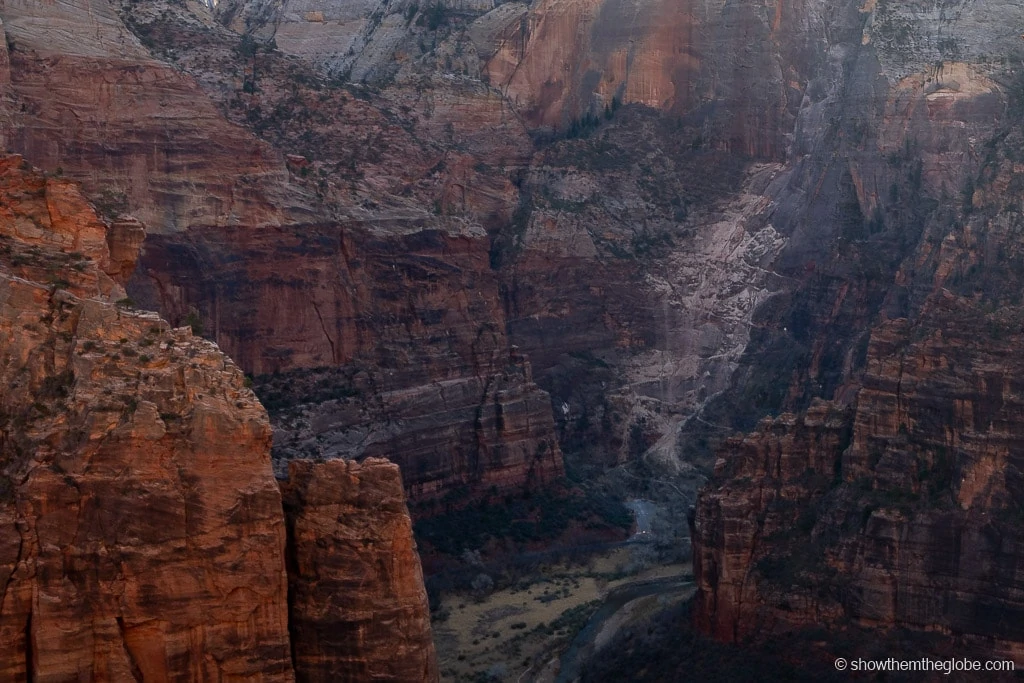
[691,2,1024,659]
[694,342,1024,662]
[221,0,825,156]
[0,0,846,502]
[283,458,438,682]
[0,156,439,680]
[132,216,564,499]
[691,402,851,641]
[0,155,294,681]
[265,352,563,500]
[0,0,564,504]
[0,0,300,236]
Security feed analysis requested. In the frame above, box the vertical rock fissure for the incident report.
[24,610,32,683]
[310,300,337,364]
[114,617,144,682]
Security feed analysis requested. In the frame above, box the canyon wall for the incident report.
[3,0,1024,670]
[0,156,437,680]
[220,0,825,155]
[0,0,864,496]
[0,155,294,680]
[694,311,1024,661]
[0,0,565,503]
[692,0,1024,662]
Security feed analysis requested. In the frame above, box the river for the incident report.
[554,575,694,683]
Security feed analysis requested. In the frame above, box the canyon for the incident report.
[1,0,1024,676]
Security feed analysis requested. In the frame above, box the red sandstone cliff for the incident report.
[0,0,568,504]
[0,0,823,503]
[0,156,439,681]
[284,458,438,682]
[0,155,295,680]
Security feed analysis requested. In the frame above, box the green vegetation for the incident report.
[1008,67,1024,122]
[92,189,129,220]
[39,370,74,399]
[872,0,914,52]
[549,600,601,633]
[417,3,449,30]
[560,98,621,141]
[184,310,203,336]
[488,193,532,269]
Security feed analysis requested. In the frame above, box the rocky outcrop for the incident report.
[482,0,704,129]
[691,402,854,642]
[0,0,841,502]
[6,0,1024,670]
[220,0,828,157]
[693,320,1024,661]
[0,0,302,236]
[266,352,563,500]
[131,217,564,500]
[0,156,439,680]
[0,155,294,680]
[283,458,438,682]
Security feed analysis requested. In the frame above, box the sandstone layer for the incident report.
[283,458,439,682]
[0,0,566,504]
[0,0,822,503]
[0,155,441,681]
[0,155,295,681]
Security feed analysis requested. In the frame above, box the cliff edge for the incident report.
[0,155,438,681]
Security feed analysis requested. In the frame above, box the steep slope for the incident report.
[188,0,866,471]
[0,155,440,681]
[0,0,564,504]
[284,458,438,681]
[0,0,300,235]
[0,0,834,499]
[0,155,295,680]
[692,0,1024,664]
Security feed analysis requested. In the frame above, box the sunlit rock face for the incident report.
[0,155,442,681]
[215,0,837,156]
[283,458,439,682]
[0,155,294,681]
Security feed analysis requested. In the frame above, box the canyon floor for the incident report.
[432,545,693,682]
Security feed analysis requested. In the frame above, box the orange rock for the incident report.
[0,156,294,680]
[0,156,442,680]
[283,458,439,683]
